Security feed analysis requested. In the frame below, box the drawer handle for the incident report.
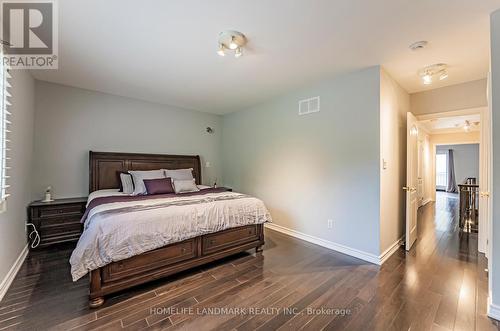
[248,230,253,235]
[209,239,216,245]
[181,247,186,253]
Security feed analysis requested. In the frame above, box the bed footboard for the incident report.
[89,224,265,308]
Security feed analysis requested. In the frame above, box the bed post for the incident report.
[89,269,105,308]
[256,224,265,252]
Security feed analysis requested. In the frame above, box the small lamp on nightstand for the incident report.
[41,186,54,203]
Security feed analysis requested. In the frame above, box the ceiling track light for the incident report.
[217,44,226,57]
[438,70,448,81]
[234,47,242,58]
[229,37,238,50]
[217,30,247,58]
[418,63,448,86]
[422,73,432,85]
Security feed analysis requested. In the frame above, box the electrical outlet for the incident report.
[327,219,334,229]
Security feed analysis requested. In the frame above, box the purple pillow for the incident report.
[144,178,174,195]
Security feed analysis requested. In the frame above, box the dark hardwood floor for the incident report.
[1,192,499,330]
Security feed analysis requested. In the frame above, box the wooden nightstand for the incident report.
[27,197,87,249]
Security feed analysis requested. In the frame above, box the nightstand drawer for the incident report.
[39,215,82,227]
[37,204,84,218]
[40,221,83,238]
[39,232,82,247]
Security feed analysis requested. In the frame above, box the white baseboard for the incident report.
[379,236,405,265]
[265,223,381,265]
[0,244,28,302]
[488,297,500,321]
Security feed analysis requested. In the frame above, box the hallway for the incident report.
[405,191,497,330]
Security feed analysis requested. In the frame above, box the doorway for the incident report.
[435,152,448,191]
[405,108,486,252]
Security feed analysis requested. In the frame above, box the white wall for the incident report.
[32,81,222,199]
[489,8,500,318]
[0,71,35,290]
[379,68,409,253]
[222,66,382,257]
[410,79,487,115]
[436,144,479,184]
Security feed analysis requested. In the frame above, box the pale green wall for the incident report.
[222,66,381,256]
[33,81,223,199]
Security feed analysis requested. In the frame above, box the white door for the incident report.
[406,112,419,251]
[417,140,424,207]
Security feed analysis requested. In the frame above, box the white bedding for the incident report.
[70,189,272,281]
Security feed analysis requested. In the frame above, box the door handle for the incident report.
[403,187,410,191]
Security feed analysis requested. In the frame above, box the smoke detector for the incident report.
[409,41,428,51]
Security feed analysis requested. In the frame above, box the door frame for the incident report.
[416,107,489,254]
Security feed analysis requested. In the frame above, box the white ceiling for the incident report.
[31,0,500,114]
[420,114,481,134]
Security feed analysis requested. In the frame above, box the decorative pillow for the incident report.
[173,178,200,194]
[119,173,134,194]
[164,168,194,181]
[144,178,174,195]
[117,171,128,192]
[128,169,165,195]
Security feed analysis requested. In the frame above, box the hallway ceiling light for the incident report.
[463,120,471,132]
[217,31,247,58]
[418,63,448,85]
[422,74,432,85]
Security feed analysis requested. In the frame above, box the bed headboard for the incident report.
[89,151,202,193]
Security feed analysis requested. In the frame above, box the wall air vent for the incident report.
[298,96,320,115]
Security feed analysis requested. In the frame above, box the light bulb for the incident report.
[229,37,238,50]
[422,74,432,85]
[464,121,471,132]
[439,72,448,80]
[235,47,242,58]
[217,44,225,57]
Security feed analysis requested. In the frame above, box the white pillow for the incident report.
[164,168,194,181]
[120,173,134,194]
[173,179,200,194]
[128,170,165,195]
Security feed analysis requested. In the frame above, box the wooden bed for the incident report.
[87,151,265,308]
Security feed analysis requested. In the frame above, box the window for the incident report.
[0,62,11,209]
[436,153,447,190]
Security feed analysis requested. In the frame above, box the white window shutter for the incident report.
[0,61,11,202]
